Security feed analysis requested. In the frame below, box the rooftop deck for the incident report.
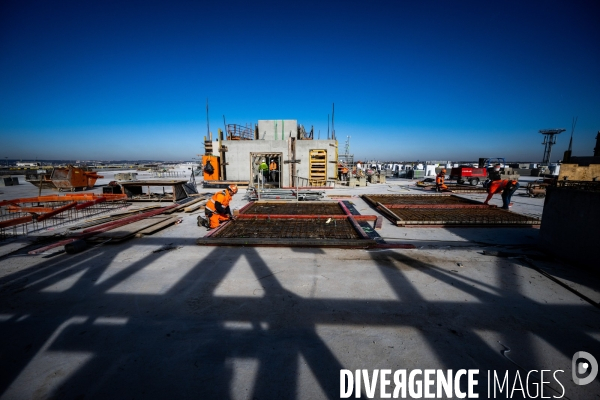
[0,172,598,399]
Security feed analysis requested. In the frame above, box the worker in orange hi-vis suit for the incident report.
[483,179,506,205]
[435,169,448,192]
[484,179,520,209]
[341,166,349,181]
[269,159,278,182]
[198,184,238,229]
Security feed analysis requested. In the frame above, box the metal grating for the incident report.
[446,186,488,194]
[387,207,540,226]
[362,194,540,227]
[241,202,345,215]
[213,218,360,239]
[363,194,478,205]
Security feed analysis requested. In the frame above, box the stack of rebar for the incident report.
[0,194,128,238]
[246,187,325,201]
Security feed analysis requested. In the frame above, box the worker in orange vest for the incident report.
[198,184,238,229]
[483,179,519,209]
[436,169,448,192]
[269,159,278,182]
[341,166,349,181]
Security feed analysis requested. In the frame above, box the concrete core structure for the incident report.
[210,120,337,187]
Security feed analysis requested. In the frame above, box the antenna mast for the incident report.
[206,98,210,138]
[539,128,565,164]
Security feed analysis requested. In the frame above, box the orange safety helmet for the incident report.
[441,169,447,173]
[227,184,238,194]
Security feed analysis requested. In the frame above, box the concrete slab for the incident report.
[1,176,599,399]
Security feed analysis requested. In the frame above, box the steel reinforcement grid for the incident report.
[212,217,361,239]
[386,207,540,226]
[362,194,480,206]
[0,198,128,238]
[241,202,346,215]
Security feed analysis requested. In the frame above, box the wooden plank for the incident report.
[376,203,403,226]
[135,216,181,237]
[92,216,171,241]
[164,196,206,214]
[184,200,207,212]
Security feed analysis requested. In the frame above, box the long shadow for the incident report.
[0,236,599,398]
[369,250,600,396]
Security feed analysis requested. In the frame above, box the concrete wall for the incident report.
[257,120,297,141]
[215,138,338,186]
[558,163,600,181]
[219,140,291,185]
[539,186,600,270]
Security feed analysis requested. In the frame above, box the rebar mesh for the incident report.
[0,199,128,239]
[214,218,360,239]
[242,202,345,215]
[389,208,540,225]
[364,194,477,205]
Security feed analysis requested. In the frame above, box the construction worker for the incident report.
[483,179,519,209]
[198,184,238,229]
[341,166,349,181]
[489,164,502,181]
[269,159,277,182]
[259,159,268,183]
[435,169,447,192]
[501,179,520,209]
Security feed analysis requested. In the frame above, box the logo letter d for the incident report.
[572,351,598,385]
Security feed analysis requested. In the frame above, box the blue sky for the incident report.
[1,0,599,162]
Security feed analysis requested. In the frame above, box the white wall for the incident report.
[217,138,338,186]
[257,120,298,141]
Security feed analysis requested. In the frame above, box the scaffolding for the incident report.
[226,124,254,140]
[539,129,565,164]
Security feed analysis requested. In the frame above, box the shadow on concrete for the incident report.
[0,236,598,399]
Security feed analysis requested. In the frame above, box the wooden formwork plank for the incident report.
[92,216,172,241]
[184,200,207,212]
[135,216,181,237]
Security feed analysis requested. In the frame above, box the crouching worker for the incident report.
[436,169,448,192]
[501,179,520,209]
[483,179,519,209]
[198,184,238,229]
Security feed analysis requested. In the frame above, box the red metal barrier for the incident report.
[81,204,177,234]
[28,205,177,254]
[37,202,78,222]
[0,215,33,229]
[75,197,107,210]
[7,206,54,213]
